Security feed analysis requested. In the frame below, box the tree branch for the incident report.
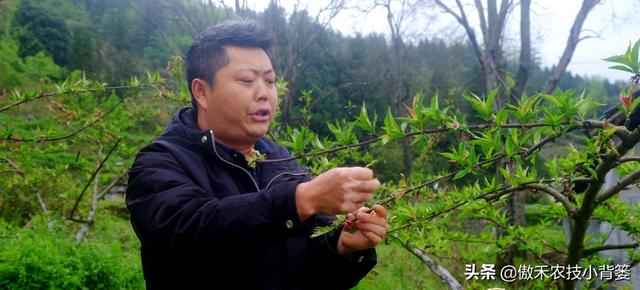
[392,235,464,290]
[524,183,577,217]
[595,167,640,204]
[582,242,639,257]
[0,83,156,113]
[511,0,531,100]
[434,0,484,69]
[76,144,103,243]
[68,139,121,219]
[261,119,617,164]
[618,156,640,163]
[541,0,601,94]
[4,98,124,142]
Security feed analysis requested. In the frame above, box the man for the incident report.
[126,19,388,289]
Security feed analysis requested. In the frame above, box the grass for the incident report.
[354,243,446,290]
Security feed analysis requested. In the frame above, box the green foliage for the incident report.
[0,37,63,90]
[1,2,639,288]
[603,39,640,75]
[0,216,143,289]
[13,0,71,65]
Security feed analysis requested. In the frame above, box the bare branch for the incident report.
[511,0,531,99]
[582,242,639,257]
[97,170,128,200]
[0,83,156,113]
[618,156,640,163]
[596,168,640,204]
[4,98,124,142]
[541,0,601,94]
[473,0,488,41]
[68,139,121,219]
[76,144,104,243]
[524,184,577,217]
[393,235,464,290]
[434,0,484,69]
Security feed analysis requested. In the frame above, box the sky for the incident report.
[226,0,639,82]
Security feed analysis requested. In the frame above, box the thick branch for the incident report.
[618,156,640,163]
[434,0,484,69]
[524,183,577,217]
[582,242,639,257]
[511,0,530,100]
[393,236,464,290]
[541,0,600,94]
[595,168,640,204]
[564,125,640,290]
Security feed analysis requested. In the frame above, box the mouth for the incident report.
[249,108,271,122]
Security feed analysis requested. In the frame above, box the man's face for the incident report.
[198,46,278,146]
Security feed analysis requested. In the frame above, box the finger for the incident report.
[355,221,386,237]
[355,207,370,215]
[355,212,386,226]
[361,230,382,246]
[344,167,374,180]
[371,204,388,219]
[341,200,365,213]
[353,179,380,192]
[345,192,372,205]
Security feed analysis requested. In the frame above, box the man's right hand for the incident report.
[295,167,380,220]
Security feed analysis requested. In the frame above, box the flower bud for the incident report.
[620,95,632,109]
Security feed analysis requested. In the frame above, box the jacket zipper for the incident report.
[209,130,260,191]
[264,172,308,191]
[208,130,308,192]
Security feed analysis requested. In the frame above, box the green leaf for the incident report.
[355,102,373,133]
[603,55,628,65]
[631,39,640,72]
[454,167,472,180]
[608,65,634,74]
[431,94,439,110]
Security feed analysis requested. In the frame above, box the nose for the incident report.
[255,80,270,102]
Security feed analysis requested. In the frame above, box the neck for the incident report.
[217,139,255,156]
[197,111,255,156]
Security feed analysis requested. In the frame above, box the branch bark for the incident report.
[595,167,640,204]
[564,125,640,290]
[68,139,121,219]
[582,242,639,257]
[396,237,464,290]
[541,0,601,94]
[511,0,530,99]
[76,144,103,243]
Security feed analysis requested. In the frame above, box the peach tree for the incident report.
[265,41,640,289]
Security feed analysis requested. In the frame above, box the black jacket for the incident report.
[126,108,376,289]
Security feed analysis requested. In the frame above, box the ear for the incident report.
[191,78,209,110]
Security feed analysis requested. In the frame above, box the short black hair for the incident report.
[185,19,273,112]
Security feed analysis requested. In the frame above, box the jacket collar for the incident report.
[159,107,275,157]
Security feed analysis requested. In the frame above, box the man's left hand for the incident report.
[337,204,388,256]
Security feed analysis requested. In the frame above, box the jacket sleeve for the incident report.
[125,143,315,253]
[282,153,377,289]
[302,215,377,289]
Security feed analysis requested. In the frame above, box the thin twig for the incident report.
[4,99,124,142]
[0,83,157,113]
[260,119,619,164]
[68,139,121,219]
